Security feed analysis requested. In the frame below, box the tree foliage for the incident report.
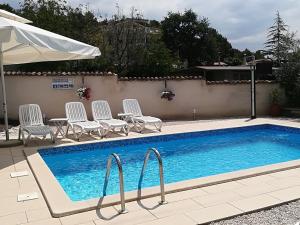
[264,11,298,66]
[161,10,236,67]
[1,2,248,75]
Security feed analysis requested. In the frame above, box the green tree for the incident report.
[277,59,300,107]
[161,9,237,67]
[161,10,210,66]
[265,11,293,66]
[17,0,104,71]
[0,3,16,13]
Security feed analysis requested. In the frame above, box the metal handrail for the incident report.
[139,148,167,204]
[103,153,128,214]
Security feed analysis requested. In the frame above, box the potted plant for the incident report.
[270,88,281,117]
[161,90,175,101]
[76,87,91,100]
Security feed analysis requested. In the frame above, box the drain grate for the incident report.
[17,192,38,202]
[10,171,29,178]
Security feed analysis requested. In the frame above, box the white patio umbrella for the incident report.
[0,9,32,23]
[0,16,101,141]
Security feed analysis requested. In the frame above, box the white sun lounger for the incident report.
[19,104,55,146]
[65,102,103,140]
[122,99,162,132]
[92,100,129,136]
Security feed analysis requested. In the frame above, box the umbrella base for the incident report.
[0,139,23,148]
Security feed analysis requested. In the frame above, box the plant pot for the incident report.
[270,104,281,117]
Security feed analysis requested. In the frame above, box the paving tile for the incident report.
[185,203,242,224]
[0,178,20,193]
[269,168,300,178]
[11,148,25,157]
[0,196,24,217]
[93,209,156,225]
[0,154,13,163]
[148,199,202,219]
[21,218,61,225]
[265,176,300,189]
[0,212,27,225]
[229,194,282,212]
[193,191,243,207]
[0,171,14,181]
[233,183,280,197]
[165,188,208,203]
[78,222,95,225]
[136,214,196,225]
[0,148,11,156]
[14,157,30,171]
[22,197,48,211]
[114,197,161,212]
[236,174,277,185]
[18,178,40,190]
[26,207,52,222]
[0,163,15,174]
[201,181,245,194]
[268,186,300,202]
[60,207,117,225]
[0,185,20,198]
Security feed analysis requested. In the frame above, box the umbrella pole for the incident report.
[0,44,9,141]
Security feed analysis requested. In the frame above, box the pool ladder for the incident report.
[139,148,167,205]
[103,153,127,214]
[103,148,167,214]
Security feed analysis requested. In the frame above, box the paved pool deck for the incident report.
[1,117,300,225]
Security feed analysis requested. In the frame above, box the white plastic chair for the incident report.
[122,99,162,132]
[65,102,103,140]
[19,104,55,146]
[92,100,129,136]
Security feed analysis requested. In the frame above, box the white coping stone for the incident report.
[10,171,29,178]
[17,192,39,202]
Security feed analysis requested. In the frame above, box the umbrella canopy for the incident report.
[0,9,32,24]
[0,17,100,65]
[0,16,101,141]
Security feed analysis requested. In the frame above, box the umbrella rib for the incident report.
[2,43,26,53]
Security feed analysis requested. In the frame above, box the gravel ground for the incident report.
[210,200,300,225]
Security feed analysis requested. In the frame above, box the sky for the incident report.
[2,0,300,51]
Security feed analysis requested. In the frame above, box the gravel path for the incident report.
[210,200,300,225]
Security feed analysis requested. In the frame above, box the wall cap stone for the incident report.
[206,80,278,85]
[4,71,117,77]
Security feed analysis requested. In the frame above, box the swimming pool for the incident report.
[39,124,300,202]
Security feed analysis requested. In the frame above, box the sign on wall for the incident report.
[52,78,74,89]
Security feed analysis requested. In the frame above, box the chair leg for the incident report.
[134,121,143,133]
[155,122,162,132]
[25,133,31,146]
[77,127,84,141]
[65,124,70,137]
[50,131,56,143]
[98,129,103,138]
[123,125,129,136]
[72,126,78,141]
[21,131,26,145]
[18,127,21,140]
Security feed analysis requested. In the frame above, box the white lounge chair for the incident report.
[122,99,162,132]
[19,104,55,146]
[65,102,103,140]
[92,100,129,136]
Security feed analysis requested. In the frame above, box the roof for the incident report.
[4,71,117,76]
[206,80,277,85]
[118,75,203,81]
[213,62,228,66]
[196,66,252,71]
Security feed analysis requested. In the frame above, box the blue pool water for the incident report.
[39,124,300,201]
